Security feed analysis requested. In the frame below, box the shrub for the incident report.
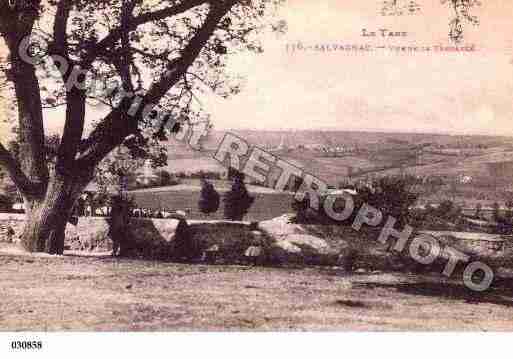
[360,176,417,226]
[291,175,417,225]
[155,170,173,186]
[224,172,254,221]
[437,200,454,218]
[173,218,201,262]
[198,179,220,216]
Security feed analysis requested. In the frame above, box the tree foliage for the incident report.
[0,0,283,252]
[358,176,418,225]
[442,0,481,43]
[292,175,418,225]
[93,145,145,195]
[223,171,254,221]
[0,0,284,188]
[198,178,220,215]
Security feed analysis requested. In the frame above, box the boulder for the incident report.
[274,240,302,254]
[283,234,331,253]
[258,214,305,238]
[258,215,343,265]
[267,233,339,265]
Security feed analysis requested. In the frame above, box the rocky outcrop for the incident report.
[258,214,341,265]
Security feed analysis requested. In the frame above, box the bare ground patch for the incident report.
[1,244,513,331]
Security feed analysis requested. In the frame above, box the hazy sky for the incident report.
[208,0,513,135]
[1,0,513,139]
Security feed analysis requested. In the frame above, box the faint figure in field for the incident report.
[202,244,220,264]
[244,230,266,266]
[109,195,132,256]
[76,196,86,216]
[83,192,94,217]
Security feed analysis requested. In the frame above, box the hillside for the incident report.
[162,129,513,186]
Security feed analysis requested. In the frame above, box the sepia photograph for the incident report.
[1,0,513,356]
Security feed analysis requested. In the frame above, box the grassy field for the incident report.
[2,243,513,331]
[129,182,295,221]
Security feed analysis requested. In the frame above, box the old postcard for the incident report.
[1,0,513,356]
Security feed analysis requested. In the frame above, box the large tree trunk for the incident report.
[20,173,90,254]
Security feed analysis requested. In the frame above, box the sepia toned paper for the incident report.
[1,1,513,347]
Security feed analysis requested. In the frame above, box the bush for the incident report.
[291,175,417,225]
[224,172,254,221]
[173,218,202,262]
[409,199,466,230]
[155,170,173,186]
[360,176,417,226]
[198,179,220,216]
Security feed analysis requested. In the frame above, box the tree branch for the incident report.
[52,0,72,58]
[143,1,236,105]
[81,0,209,69]
[76,1,236,169]
[115,0,137,92]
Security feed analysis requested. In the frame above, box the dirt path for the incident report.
[1,245,513,331]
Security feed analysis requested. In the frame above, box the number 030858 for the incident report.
[11,341,43,350]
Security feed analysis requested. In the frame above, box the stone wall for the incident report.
[0,214,267,260]
[0,213,346,265]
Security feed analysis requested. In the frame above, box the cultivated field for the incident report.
[157,130,513,210]
[135,147,513,218]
